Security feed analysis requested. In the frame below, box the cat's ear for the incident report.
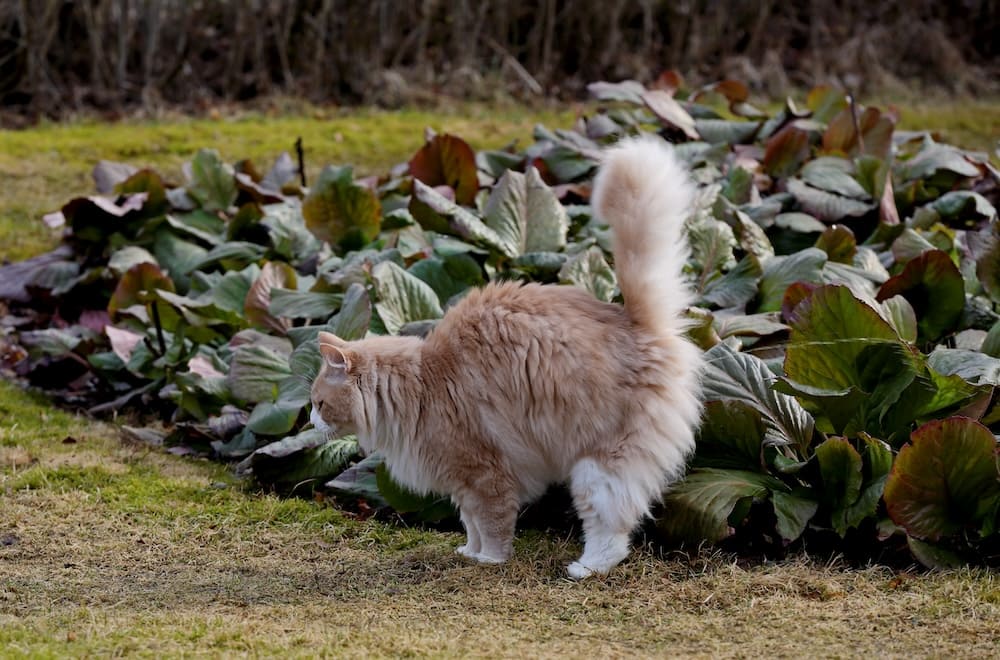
[317,331,344,347]
[319,342,352,374]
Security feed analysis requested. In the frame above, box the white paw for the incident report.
[473,552,506,565]
[456,545,476,558]
[567,561,594,580]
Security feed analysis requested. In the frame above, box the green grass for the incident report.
[2,102,1000,657]
[0,104,573,263]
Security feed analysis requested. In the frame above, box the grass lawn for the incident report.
[2,100,1000,657]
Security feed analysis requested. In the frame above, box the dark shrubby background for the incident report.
[1,0,997,121]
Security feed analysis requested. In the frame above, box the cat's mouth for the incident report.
[309,407,335,434]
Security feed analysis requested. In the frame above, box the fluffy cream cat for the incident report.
[310,136,703,579]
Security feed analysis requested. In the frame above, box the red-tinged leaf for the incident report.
[859,107,894,159]
[876,250,964,341]
[117,170,168,215]
[822,108,856,154]
[108,262,175,319]
[763,124,811,178]
[880,172,901,226]
[641,89,699,139]
[815,225,857,264]
[188,354,225,379]
[651,70,683,95]
[806,86,848,124]
[245,261,298,335]
[408,134,479,206]
[712,80,749,103]
[885,417,1000,541]
[105,325,144,362]
[77,309,110,333]
[303,165,382,250]
[781,281,819,324]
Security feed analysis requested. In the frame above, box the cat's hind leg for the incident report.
[567,457,648,579]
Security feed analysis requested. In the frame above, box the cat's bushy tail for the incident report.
[591,136,696,337]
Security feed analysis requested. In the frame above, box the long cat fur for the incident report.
[310,135,703,579]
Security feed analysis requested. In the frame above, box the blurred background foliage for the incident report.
[1,0,997,123]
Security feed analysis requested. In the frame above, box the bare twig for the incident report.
[483,35,543,96]
[295,137,307,188]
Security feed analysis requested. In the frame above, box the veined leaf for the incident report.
[409,133,479,206]
[186,149,237,212]
[303,165,382,250]
[885,417,1000,541]
[558,246,616,302]
[815,437,864,537]
[659,469,786,543]
[245,261,298,334]
[372,261,444,335]
[483,167,569,257]
[702,344,815,452]
[876,250,964,341]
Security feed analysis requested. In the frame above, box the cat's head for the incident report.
[310,331,365,437]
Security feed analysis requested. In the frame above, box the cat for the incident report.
[310,135,704,579]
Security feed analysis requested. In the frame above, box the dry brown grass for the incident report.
[2,383,999,658]
[3,106,1000,658]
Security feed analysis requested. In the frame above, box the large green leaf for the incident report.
[152,229,208,293]
[782,285,920,437]
[375,463,456,522]
[408,133,479,206]
[786,178,875,222]
[248,432,360,492]
[108,246,158,277]
[876,250,964,341]
[558,246,617,303]
[702,344,815,452]
[900,142,981,182]
[772,491,819,543]
[408,254,483,306]
[927,348,1000,386]
[701,254,763,309]
[409,180,504,252]
[689,218,737,295]
[372,261,444,335]
[800,157,871,200]
[268,289,343,320]
[483,167,569,258]
[246,399,301,435]
[186,149,237,212]
[884,417,1000,541]
[262,201,322,260]
[814,437,863,537]
[756,248,827,312]
[227,341,293,403]
[302,165,382,250]
[659,469,786,543]
[108,262,175,319]
[694,400,766,470]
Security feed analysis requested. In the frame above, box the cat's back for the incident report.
[428,280,631,351]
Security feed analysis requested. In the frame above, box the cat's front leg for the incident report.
[453,490,517,564]
[456,509,482,559]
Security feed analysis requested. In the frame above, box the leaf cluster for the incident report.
[2,78,998,566]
